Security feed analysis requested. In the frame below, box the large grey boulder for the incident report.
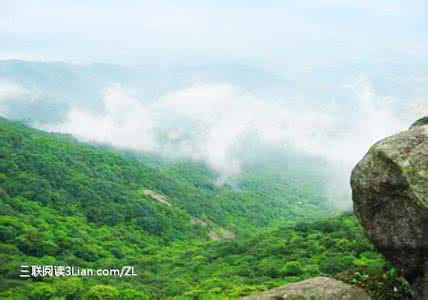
[351,117,428,299]
[240,277,369,300]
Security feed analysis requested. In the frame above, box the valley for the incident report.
[0,117,404,299]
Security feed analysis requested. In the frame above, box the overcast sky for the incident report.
[1,1,427,208]
[1,0,427,72]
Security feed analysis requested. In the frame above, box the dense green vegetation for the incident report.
[0,118,410,299]
[0,197,385,299]
[0,117,327,236]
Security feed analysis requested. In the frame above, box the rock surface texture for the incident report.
[351,117,428,299]
[240,277,369,300]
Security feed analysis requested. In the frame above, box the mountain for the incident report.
[0,117,328,236]
[0,60,282,125]
[0,117,413,299]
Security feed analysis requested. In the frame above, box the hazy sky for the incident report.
[1,0,427,71]
[1,1,427,208]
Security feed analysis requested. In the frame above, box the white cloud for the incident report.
[0,80,27,99]
[49,86,157,151]
[43,78,416,208]
[0,80,29,115]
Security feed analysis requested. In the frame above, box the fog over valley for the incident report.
[1,2,427,298]
[0,61,424,209]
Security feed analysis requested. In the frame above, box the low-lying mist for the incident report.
[33,76,420,210]
[0,64,424,209]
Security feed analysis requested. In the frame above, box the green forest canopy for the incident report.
[0,118,409,299]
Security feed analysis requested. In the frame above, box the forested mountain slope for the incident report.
[0,117,407,299]
[0,117,328,238]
